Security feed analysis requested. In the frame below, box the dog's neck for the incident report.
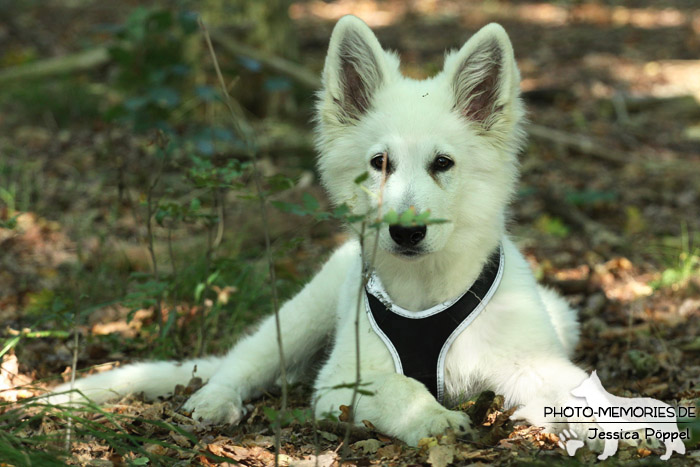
[368,226,503,311]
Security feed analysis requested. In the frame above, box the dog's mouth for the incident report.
[390,247,426,259]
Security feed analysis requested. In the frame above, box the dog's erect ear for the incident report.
[444,24,522,134]
[319,15,395,124]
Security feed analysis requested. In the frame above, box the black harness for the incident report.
[365,246,503,403]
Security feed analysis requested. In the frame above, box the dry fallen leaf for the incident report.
[169,430,191,448]
[318,430,338,442]
[376,444,402,459]
[290,451,337,467]
[428,444,456,467]
[351,438,383,454]
[339,404,351,422]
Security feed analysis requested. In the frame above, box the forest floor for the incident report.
[0,0,699,465]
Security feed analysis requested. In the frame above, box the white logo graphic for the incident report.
[557,429,585,456]
[563,371,688,461]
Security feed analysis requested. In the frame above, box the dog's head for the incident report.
[316,16,525,260]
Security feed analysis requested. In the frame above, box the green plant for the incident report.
[650,226,700,291]
[0,77,101,126]
[105,7,199,133]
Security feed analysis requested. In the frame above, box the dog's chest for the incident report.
[364,246,504,403]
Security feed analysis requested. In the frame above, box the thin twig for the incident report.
[214,188,225,250]
[317,419,374,443]
[342,153,388,459]
[199,18,287,467]
[197,189,219,356]
[167,223,179,352]
[64,321,80,452]
[166,221,182,356]
[167,226,177,278]
[146,132,169,335]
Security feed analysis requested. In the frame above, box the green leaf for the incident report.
[267,174,295,193]
[263,406,278,421]
[565,189,617,206]
[302,193,319,212]
[354,172,369,184]
[345,214,365,223]
[194,282,206,302]
[534,214,569,238]
[382,210,399,225]
[148,86,180,108]
[292,408,312,424]
[414,210,431,225]
[333,204,350,218]
[190,198,201,212]
[154,208,167,226]
[271,201,307,216]
[398,208,416,226]
[206,270,220,285]
[0,336,21,359]
[426,218,449,225]
[0,215,18,229]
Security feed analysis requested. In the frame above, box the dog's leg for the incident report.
[494,357,592,434]
[184,242,359,424]
[537,285,580,357]
[313,306,471,446]
[315,368,471,446]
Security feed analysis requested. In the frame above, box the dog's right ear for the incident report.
[318,15,396,125]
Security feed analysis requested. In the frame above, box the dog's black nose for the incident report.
[389,225,426,247]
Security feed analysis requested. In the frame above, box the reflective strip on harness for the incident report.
[364,246,504,403]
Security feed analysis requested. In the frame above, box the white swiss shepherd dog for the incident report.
[49,16,592,446]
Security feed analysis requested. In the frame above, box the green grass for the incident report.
[650,227,700,291]
[0,77,101,127]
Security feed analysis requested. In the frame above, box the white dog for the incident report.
[49,16,590,446]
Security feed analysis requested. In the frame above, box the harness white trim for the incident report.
[365,273,470,319]
[364,246,505,403]
[436,247,504,401]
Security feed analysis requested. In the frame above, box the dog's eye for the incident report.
[431,155,454,172]
[370,153,390,172]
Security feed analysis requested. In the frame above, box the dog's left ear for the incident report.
[444,24,523,142]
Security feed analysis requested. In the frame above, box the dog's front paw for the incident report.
[183,382,245,425]
[402,408,472,445]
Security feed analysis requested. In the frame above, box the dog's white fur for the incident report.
[49,16,590,446]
